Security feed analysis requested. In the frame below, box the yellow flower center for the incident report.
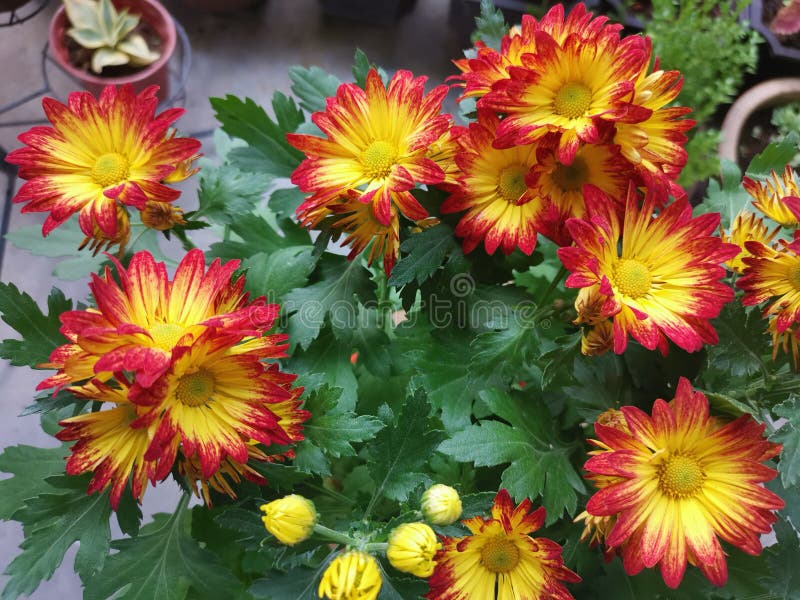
[554,82,592,119]
[658,453,705,498]
[91,152,130,187]
[551,156,589,192]
[613,259,652,299]
[149,323,185,351]
[175,369,215,407]
[788,259,800,291]
[497,165,529,204]
[361,140,397,179]
[480,535,520,573]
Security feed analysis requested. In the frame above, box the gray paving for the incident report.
[0,0,459,596]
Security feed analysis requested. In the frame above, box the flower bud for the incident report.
[318,550,382,600]
[387,522,440,578]
[259,494,317,546]
[421,484,462,526]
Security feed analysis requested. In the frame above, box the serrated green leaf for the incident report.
[208,213,310,262]
[84,500,244,600]
[746,135,800,178]
[472,0,508,49]
[250,566,320,600]
[2,476,111,598]
[288,65,341,114]
[284,255,375,350]
[0,284,70,368]
[695,159,751,230]
[268,187,305,219]
[330,302,391,377]
[294,385,384,476]
[388,225,458,287]
[352,48,371,88]
[368,389,443,503]
[438,390,584,523]
[196,163,271,226]
[241,247,316,299]
[773,395,800,488]
[210,94,304,178]
[762,517,800,599]
[0,444,68,520]
[705,302,772,381]
[287,328,358,411]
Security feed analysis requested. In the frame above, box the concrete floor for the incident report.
[0,0,461,596]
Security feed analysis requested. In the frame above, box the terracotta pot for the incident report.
[0,0,30,12]
[48,0,176,102]
[181,0,263,13]
[719,77,800,165]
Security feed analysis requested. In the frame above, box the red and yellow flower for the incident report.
[558,186,739,354]
[583,378,784,588]
[480,21,649,165]
[6,85,200,251]
[720,210,780,273]
[441,112,551,254]
[738,232,800,333]
[425,489,580,600]
[288,68,451,228]
[42,250,307,507]
[743,166,800,227]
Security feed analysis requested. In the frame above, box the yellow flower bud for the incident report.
[317,551,382,600]
[421,484,462,526]
[386,522,440,578]
[259,494,317,546]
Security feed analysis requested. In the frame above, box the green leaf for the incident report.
[388,225,459,287]
[284,255,375,350]
[294,386,385,476]
[268,187,305,219]
[368,389,443,503]
[241,247,316,299]
[773,395,800,488]
[288,65,341,114]
[2,476,111,598]
[438,389,585,523]
[330,302,392,377]
[196,163,271,226]
[250,566,320,600]
[352,48,371,88]
[287,328,358,411]
[762,517,800,599]
[0,444,68,520]
[469,316,539,381]
[705,302,771,380]
[0,284,70,368]
[472,0,508,49]
[210,94,304,178]
[695,159,751,230]
[746,134,800,178]
[207,213,311,262]
[84,500,245,600]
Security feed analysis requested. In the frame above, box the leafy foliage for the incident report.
[388,224,459,287]
[0,284,70,368]
[773,396,800,489]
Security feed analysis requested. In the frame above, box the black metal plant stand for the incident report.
[0,0,192,278]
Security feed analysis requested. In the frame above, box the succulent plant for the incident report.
[63,0,161,74]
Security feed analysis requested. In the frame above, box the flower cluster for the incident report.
[734,166,800,368]
[41,249,307,507]
[578,378,784,588]
[7,85,200,255]
[446,3,693,256]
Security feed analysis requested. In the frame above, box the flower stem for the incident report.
[536,265,568,310]
[363,542,388,553]
[313,524,358,547]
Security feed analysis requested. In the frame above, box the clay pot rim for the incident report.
[48,0,176,88]
[719,77,800,165]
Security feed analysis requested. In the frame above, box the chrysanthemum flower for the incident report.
[42,250,307,507]
[453,4,621,100]
[612,51,693,203]
[37,249,263,393]
[387,522,440,578]
[720,210,780,273]
[425,489,580,600]
[480,23,649,165]
[768,316,800,370]
[738,232,800,333]
[558,186,739,354]
[288,68,451,227]
[260,494,318,546]
[318,551,382,600]
[573,285,616,356]
[743,166,800,227]
[583,378,784,588]
[421,483,463,526]
[6,85,200,246]
[140,200,186,231]
[441,112,556,255]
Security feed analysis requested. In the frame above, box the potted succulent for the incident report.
[48,0,176,101]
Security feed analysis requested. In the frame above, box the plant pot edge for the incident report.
[742,0,800,61]
[48,0,177,102]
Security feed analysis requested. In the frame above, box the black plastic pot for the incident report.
[742,0,800,61]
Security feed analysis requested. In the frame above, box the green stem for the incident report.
[313,524,358,547]
[306,482,356,506]
[536,265,568,311]
[363,542,388,554]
